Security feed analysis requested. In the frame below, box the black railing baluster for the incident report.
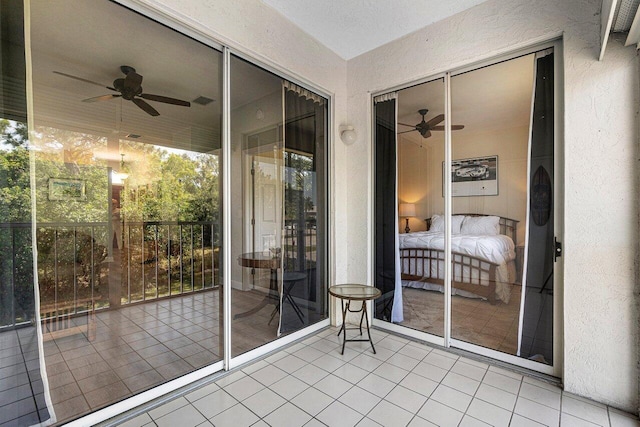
[167,224,171,296]
[211,224,216,288]
[155,224,159,299]
[190,224,194,292]
[179,224,183,294]
[10,228,16,328]
[90,226,95,309]
[54,228,58,314]
[73,227,77,314]
[201,225,205,290]
[141,224,145,301]
[127,223,131,304]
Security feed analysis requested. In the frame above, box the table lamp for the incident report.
[398,203,416,233]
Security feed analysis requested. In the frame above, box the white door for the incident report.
[243,143,282,290]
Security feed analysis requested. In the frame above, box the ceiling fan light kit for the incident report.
[55,65,191,117]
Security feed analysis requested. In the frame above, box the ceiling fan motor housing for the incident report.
[113,78,142,100]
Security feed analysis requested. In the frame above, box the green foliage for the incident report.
[0,120,33,325]
[0,121,222,326]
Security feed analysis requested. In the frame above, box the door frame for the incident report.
[369,38,564,378]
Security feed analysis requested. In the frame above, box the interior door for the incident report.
[243,137,283,292]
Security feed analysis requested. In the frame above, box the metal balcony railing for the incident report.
[0,220,220,329]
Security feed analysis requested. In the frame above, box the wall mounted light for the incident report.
[339,125,357,145]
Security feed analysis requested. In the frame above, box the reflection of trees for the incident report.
[120,140,220,223]
[0,120,33,325]
[285,151,314,221]
[0,120,221,326]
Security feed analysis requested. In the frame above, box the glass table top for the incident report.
[329,284,381,300]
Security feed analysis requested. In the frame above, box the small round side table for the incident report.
[329,284,381,354]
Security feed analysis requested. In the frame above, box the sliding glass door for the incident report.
[229,56,328,358]
[373,46,558,373]
[374,78,446,341]
[0,2,329,425]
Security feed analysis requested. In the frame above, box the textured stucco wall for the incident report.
[346,0,639,412]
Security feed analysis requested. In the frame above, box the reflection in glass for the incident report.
[25,0,224,423]
[450,52,554,364]
[230,57,328,356]
[374,79,446,338]
[281,84,327,333]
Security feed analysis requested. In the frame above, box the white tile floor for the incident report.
[110,327,640,427]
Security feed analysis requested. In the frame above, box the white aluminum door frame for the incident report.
[371,38,563,378]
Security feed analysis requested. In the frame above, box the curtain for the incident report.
[520,50,554,362]
[279,82,327,333]
[374,94,403,323]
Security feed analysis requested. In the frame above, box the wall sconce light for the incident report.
[398,203,416,233]
[339,125,357,145]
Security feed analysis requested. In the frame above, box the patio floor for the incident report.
[1,287,295,426]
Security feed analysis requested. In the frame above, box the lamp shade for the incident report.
[398,203,416,217]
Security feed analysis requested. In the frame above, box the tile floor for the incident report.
[0,327,49,426]
[108,327,640,427]
[1,287,308,426]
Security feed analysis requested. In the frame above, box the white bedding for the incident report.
[398,231,516,304]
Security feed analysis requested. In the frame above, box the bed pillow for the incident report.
[460,215,500,235]
[430,215,465,234]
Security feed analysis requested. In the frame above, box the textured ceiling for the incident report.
[261,0,489,59]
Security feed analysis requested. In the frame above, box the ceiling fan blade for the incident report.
[421,130,432,139]
[133,98,160,116]
[82,94,121,103]
[140,93,191,107]
[398,122,417,127]
[53,71,117,91]
[398,130,417,134]
[124,71,143,92]
[431,125,465,131]
[426,114,445,127]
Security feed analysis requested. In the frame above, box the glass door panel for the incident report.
[375,78,446,338]
[229,55,284,356]
[28,0,224,423]
[281,84,328,333]
[450,51,555,364]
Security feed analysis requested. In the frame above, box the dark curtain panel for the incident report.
[374,99,397,321]
[521,52,554,364]
[0,0,27,122]
[280,87,327,333]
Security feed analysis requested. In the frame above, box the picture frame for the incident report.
[48,178,87,201]
[443,155,498,197]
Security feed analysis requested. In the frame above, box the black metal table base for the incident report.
[337,299,376,355]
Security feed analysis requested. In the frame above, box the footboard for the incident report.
[400,248,499,304]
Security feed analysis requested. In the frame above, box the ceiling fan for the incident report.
[398,108,464,138]
[53,65,191,117]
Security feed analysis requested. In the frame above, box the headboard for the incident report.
[425,213,519,245]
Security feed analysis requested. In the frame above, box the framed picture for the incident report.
[48,178,86,201]
[443,155,498,197]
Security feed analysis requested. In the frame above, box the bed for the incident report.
[399,214,518,305]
